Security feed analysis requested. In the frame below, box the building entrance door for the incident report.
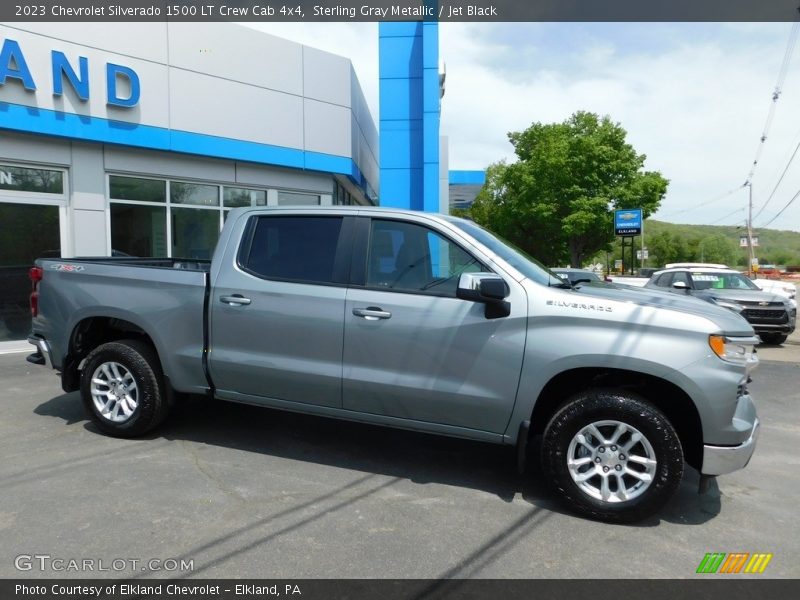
[0,164,67,342]
[0,203,62,341]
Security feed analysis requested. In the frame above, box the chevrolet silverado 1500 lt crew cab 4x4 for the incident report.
[27,207,760,522]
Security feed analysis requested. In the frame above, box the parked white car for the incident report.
[755,279,797,309]
[607,276,649,287]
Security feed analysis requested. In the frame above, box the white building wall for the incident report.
[0,22,379,196]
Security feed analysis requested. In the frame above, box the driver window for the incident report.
[656,273,673,288]
[366,219,483,295]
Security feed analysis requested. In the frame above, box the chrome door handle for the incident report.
[220,295,251,306]
[353,307,392,320]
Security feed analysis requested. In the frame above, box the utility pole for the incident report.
[641,219,645,271]
[746,182,756,275]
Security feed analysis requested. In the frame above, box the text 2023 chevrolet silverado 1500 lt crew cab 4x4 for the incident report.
[27,208,760,522]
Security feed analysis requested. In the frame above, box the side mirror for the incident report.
[672,281,690,292]
[457,273,510,318]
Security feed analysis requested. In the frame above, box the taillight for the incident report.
[29,267,42,317]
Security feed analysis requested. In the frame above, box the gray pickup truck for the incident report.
[27,207,760,522]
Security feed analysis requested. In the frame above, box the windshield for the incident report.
[690,271,760,291]
[555,271,601,284]
[445,217,565,286]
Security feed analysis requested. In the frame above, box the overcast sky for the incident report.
[251,22,800,232]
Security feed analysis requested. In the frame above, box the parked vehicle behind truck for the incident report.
[27,207,760,522]
[644,266,796,345]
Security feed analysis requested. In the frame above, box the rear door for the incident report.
[209,213,353,408]
[342,216,528,433]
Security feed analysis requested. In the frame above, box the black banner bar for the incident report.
[2,0,800,22]
[3,579,800,600]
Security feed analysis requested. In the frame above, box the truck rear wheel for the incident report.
[80,339,169,437]
[541,389,683,523]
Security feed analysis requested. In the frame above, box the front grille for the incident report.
[739,300,784,307]
[742,308,787,321]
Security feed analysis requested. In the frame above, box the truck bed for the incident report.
[32,257,211,395]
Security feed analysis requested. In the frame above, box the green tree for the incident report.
[648,231,678,266]
[470,112,668,267]
[694,234,737,265]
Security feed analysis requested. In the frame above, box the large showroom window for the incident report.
[110,203,167,257]
[170,181,218,206]
[278,191,321,206]
[0,164,66,342]
[168,181,220,259]
[109,175,166,202]
[109,175,318,259]
[171,207,220,259]
[224,187,267,208]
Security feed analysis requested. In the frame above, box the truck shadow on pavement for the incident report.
[35,392,721,527]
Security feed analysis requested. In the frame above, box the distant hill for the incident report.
[600,220,800,268]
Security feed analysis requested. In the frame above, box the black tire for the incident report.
[541,389,683,523]
[760,333,788,345]
[80,339,169,437]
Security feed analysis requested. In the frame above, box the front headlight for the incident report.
[709,335,759,373]
[711,298,744,313]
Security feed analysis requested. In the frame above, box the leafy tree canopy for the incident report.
[469,111,668,267]
[597,220,800,269]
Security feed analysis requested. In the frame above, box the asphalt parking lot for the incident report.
[1,330,798,580]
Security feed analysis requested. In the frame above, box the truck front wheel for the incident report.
[80,339,169,437]
[541,389,684,523]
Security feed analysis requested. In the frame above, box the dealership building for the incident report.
[0,21,484,344]
[0,22,387,343]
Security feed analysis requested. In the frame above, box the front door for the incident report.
[342,217,527,433]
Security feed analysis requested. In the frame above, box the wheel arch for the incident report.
[62,316,162,392]
[530,367,703,470]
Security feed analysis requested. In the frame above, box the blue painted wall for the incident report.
[449,170,486,185]
[379,22,440,211]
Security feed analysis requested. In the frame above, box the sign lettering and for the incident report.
[740,236,759,247]
[614,208,643,236]
[0,37,140,108]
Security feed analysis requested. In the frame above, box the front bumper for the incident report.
[753,324,795,334]
[702,418,760,476]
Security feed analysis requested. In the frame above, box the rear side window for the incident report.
[654,273,673,288]
[243,216,343,285]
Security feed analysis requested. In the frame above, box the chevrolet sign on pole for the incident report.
[614,209,643,236]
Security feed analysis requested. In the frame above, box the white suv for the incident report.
[754,279,797,309]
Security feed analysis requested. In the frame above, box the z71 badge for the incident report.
[49,264,85,272]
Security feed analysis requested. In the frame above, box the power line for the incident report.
[753,119,800,222]
[708,206,745,225]
[656,186,743,220]
[759,187,800,228]
[741,20,799,270]
[744,22,799,186]
[753,140,800,222]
